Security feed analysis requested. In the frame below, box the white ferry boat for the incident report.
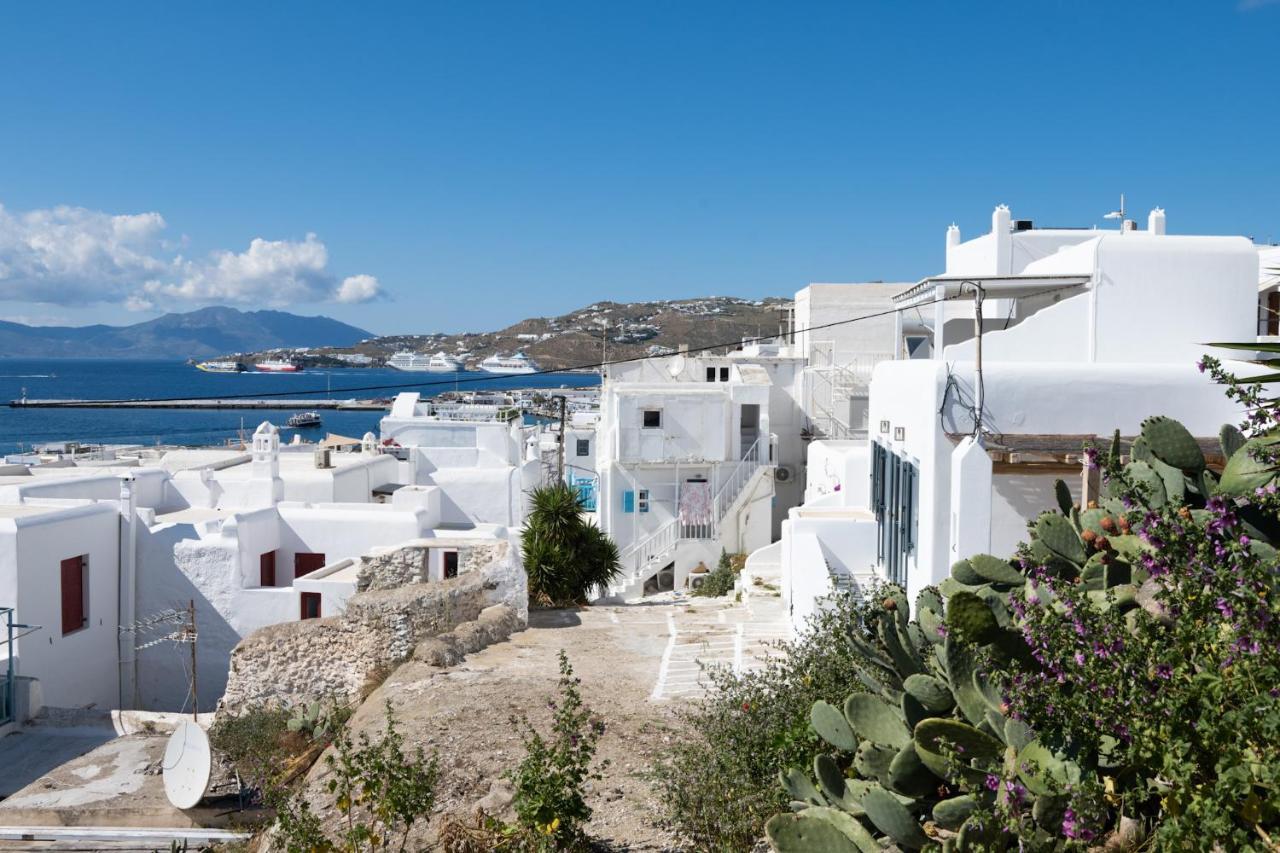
[480,352,540,374]
[286,411,322,428]
[427,352,465,372]
[195,360,245,373]
[254,359,300,373]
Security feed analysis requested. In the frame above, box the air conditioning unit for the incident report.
[775,465,793,483]
[313,448,332,469]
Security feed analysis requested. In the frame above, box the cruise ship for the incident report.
[195,360,245,373]
[254,359,300,373]
[479,352,540,374]
[387,351,465,372]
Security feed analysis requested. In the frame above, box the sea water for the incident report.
[0,359,600,452]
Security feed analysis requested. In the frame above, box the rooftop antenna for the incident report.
[1104,193,1126,228]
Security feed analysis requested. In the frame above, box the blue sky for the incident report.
[0,1,1275,335]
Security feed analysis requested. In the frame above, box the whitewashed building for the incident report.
[0,405,532,718]
[595,342,805,597]
[775,205,1258,630]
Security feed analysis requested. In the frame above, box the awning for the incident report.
[320,433,362,448]
[892,274,1091,309]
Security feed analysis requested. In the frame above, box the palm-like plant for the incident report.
[522,483,621,606]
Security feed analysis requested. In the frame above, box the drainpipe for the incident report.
[117,475,138,710]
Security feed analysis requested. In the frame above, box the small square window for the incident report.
[300,592,322,620]
[637,490,650,513]
[642,410,661,428]
[706,367,716,382]
[576,438,590,457]
[719,367,729,382]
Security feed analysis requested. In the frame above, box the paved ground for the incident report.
[0,586,792,849]
[0,722,119,799]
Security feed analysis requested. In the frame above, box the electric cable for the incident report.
[13,290,1017,407]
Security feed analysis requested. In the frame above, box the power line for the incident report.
[21,292,981,408]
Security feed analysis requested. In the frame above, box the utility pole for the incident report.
[553,395,567,482]
[187,599,198,720]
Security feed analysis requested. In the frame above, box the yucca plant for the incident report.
[522,483,621,606]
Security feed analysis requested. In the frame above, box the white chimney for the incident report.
[1122,219,1137,233]
[992,205,1012,274]
[1148,207,1166,235]
[946,222,961,249]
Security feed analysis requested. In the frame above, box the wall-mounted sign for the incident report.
[879,420,890,434]
[894,427,905,441]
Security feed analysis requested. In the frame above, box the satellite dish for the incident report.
[163,720,212,809]
[668,355,685,377]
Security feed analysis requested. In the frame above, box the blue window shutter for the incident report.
[623,490,635,513]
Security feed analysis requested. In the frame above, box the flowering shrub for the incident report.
[767,367,1280,851]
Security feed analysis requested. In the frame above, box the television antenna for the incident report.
[121,600,198,718]
[1104,193,1126,227]
[162,719,212,809]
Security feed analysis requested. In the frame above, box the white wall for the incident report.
[2,504,121,710]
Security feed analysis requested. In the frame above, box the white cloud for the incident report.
[0,201,382,309]
[335,274,383,304]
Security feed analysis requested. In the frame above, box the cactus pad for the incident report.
[945,591,1000,645]
[967,553,1024,585]
[854,741,897,785]
[904,673,954,714]
[1141,415,1204,472]
[860,787,930,850]
[888,741,939,798]
[765,812,860,853]
[844,694,910,748]
[1035,512,1086,565]
[811,699,857,752]
[932,794,979,830]
[949,557,985,585]
[1016,739,1082,796]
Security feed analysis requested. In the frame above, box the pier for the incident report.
[8,398,390,411]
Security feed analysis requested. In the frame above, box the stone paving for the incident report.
[569,588,793,702]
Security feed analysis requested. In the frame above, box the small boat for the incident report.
[196,360,245,373]
[286,411,322,428]
[480,352,540,374]
[255,359,301,373]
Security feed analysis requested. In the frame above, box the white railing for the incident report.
[616,518,680,587]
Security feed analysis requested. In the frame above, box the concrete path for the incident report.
[633,590,791,702]
[0,720,118,798]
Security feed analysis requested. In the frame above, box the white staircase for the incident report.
[605,438,772,600]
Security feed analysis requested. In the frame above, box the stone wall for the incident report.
[219,538,527,712]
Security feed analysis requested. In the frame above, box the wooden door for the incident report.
[60,556,85,635]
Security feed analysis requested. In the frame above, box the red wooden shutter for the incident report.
[260,551,276,587]
[294,552,326,577]
[60,556,84,635]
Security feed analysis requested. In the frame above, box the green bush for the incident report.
[209,706,294,791]
[439,651,606,852]
[652,593,870,850]
[691,549,739,598]
[272,702,440,852]
[507,650,607,850]
[522,483,621,605]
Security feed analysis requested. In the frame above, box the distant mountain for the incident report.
[0,307,372,359]
[349,296,792,370]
